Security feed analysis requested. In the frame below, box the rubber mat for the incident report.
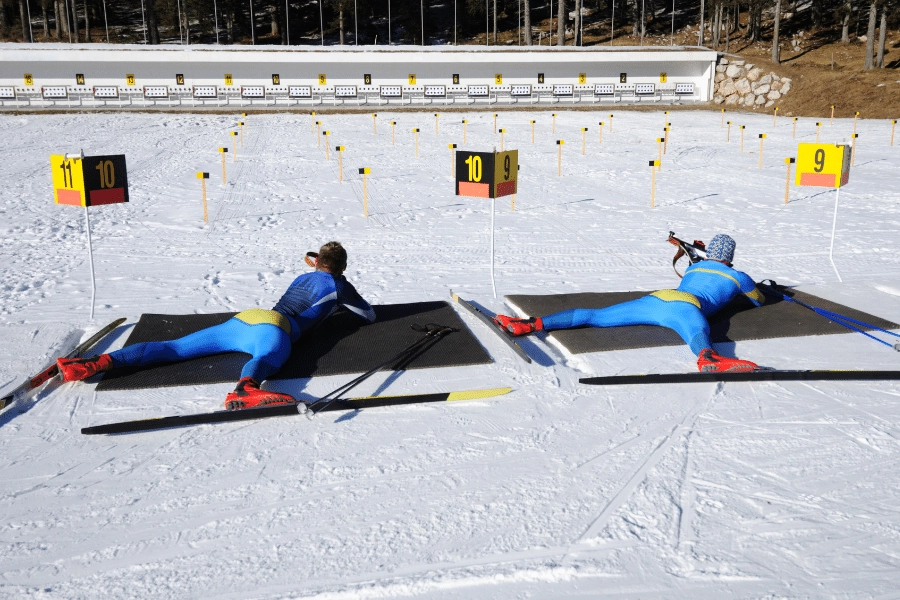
[97,302,492,391]
[505,289,898,354]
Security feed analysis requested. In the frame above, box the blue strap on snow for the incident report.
[760,281,900,351]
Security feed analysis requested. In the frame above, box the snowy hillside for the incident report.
[1,108,899,598]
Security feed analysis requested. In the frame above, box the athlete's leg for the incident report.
[108,319,247,368]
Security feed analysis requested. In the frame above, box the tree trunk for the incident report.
[493,0,497,43]
[523,0,531,44]
[864,0,876,69]
[248,0,255,44]
[556,0,564,45]
[69,0,77,41]
[876,6,887,67]
[41,0,49,38]
[339,7,343,44]
[226,10,233,43]
[19,0,31,41]
[270,7,278,36]
[698,0,704,45]
[82,0,89,40]
[724,6,730,51]
[574,0,581,45]
[841,2,850,43]
[771,0,781,63]
[147,0,159,44]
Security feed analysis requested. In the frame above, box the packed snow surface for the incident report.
[1,108,899,599]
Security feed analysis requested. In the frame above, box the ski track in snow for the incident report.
[0,110,899,598]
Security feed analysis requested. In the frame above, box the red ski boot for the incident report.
[224,377,298,410]
[57,354,113,382]
[696,348,759,373]
[493,315,544,336]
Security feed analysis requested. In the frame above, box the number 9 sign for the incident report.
[795,143,850,188]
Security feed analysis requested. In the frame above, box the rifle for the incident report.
[667,232,707,278]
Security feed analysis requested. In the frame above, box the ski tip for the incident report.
[446,387,513,402]
[894,343,900,353]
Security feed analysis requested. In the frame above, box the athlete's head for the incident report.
[316,241,348,274]
[706,234,736,265]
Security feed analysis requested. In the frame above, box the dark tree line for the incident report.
[0,0,896,67]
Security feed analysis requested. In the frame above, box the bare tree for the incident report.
[864,0,876,69]
[556,0,564,44]
[69,0,78,41]
[772,0,781,62]
[19,0,32,41]
[83,0,89,40]
[875,2,887,66]
[840,0,851,42]
[573,0,581,44]
[523,0,531,44]
[41,0,49,37]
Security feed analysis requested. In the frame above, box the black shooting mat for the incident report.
[505,289,899,355]
[96,302,492,391]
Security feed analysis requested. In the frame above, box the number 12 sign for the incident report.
[455,150,518,198]
[51,154,129,206]
[795,143,850,188]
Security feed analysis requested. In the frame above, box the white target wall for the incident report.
[0,44,717,109]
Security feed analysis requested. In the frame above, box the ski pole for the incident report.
[307,324,455,416]
[759,282,900,350]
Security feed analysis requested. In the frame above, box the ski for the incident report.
[579,370,900,386]
[0,317,127,410]
[450,291,532,363]
[81,387,513,435]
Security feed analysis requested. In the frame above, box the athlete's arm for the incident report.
[339,280,376,323]
[736,271,765,306]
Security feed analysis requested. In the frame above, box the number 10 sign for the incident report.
[51,153,129,206]
[455,150,518,198]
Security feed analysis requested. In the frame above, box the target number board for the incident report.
[795,143,850,188]
[51,154,129,206]
[455,150,518,198]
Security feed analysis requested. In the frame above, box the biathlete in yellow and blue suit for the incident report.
[57,242,376,410]
[495,234,766,372]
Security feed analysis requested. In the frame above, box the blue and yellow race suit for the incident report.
[541,260,764,355]
[110,271,376,381]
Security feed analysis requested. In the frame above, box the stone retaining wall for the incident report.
[713,58,792,108]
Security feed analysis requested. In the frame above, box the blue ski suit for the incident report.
[109,271,376,381]
[541,260,765,355]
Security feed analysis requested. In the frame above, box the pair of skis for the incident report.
[0,317,126,411]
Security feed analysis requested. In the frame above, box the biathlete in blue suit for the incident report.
[494,234,766,372]
[58,241,376,409]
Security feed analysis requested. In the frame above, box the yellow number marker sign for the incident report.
[318,74,327,85]
[126,74,136,86]
[51,154,129,206]
[455,150,518,198]
[579,73,587,84]
[408,74,417,85]
[795,143,850,188]
[224,74,233,86]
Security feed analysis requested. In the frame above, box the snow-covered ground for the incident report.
[1,107,899,599]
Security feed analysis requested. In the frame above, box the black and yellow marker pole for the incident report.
[196,172,210,222]
[649,160,660,208]
[316,121,322,146]
[530,120,535,144]
[830,105,835,126]
[793,117,798,139]
[784,157,795,204]
[854,111,860,135]
[773,107,779,127]
[336,146,345,181]
[493,113,498,134]
[311,111,316,134]
[851,133,859,166]
[238,121,245,147]
[435,113,440,134]
[230,132,238,161]
[727,121,732,142]
[891,119,897,147]
[758,133,767,168]
[323,131,331,159]
[372,113,377,134]
[598,122,605,144]
[499,128,506,152]
[413,128,420,157]
[739,125,746,153]
[663,110,669,128]
[462,119,468,145]
[581,128,587,155]
[552,113,557,134]
[816,122,822,143]
[663,126,670,154]
[391,121,396,145]
[656,137,664,171]
[721,108,726,128]
[218,147,228,183]
[556,140,564,176]
[359,167,370,216]
[609,114,613,133]
[448,143,457,176]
